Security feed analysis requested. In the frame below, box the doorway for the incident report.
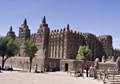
[65,63,68,71]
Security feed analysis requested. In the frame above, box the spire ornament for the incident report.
[67,24,69,30]
[10,26,12,32]
[24,18,27,25]
[42,16,46,24]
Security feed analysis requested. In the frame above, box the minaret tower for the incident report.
[19,18,30,42]
[36,16,50,50]
[6,26,16,40]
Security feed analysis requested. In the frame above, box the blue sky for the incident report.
[0,0,120,49]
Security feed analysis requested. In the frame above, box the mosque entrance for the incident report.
[65,63,68,71]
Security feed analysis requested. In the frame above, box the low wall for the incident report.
[0,57,117,72]
[60,59,117,71]
[60,59,94,71]
[46,58,60,70]
[0,57,61,71]
[60,59,75,71]
[98,62,116,70]
[0,57,45,71]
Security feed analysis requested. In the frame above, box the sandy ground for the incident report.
[0,69,104,84]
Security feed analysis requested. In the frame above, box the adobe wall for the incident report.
[60,59,74,71]
[46,58,60,70]
[0,57,45,71]
[60,59,94,71]
[98,62,116,71]
[60,59,117,71]
[0,57,61,71]
[0,57,117,72]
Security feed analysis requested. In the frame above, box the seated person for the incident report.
[8,67,13,71]
[53,68,58,71]
[0,66,1,72]
[41,71,44,73]
[49,68,53,72]
[5,66,9,71]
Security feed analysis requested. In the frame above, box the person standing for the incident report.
[34,64,37,73]
[89,65,93,77]
[86,65,89,77]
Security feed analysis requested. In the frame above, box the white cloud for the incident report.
[113,38,120,49]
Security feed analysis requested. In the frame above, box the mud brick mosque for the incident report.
[5,16,120,71]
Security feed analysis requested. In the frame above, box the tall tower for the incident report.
[35,16,50,57]
[98,35,113,58]
[36,16,50,50]
[19,18,30,43]
[18,18,30,56]
[6,26,16,40]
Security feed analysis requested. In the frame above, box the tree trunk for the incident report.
[2,56,4,70]
[29,58,32,72]
[2,56,9,70]
[79,61,85,77]
[82,61,85,74]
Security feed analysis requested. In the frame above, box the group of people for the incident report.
[86,65,96,77]
[0,66,13,72]
[4,66,13,71]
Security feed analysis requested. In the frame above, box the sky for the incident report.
[0,0,120,49]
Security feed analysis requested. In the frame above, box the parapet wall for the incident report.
[98,62,116,71]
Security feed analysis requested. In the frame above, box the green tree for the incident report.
[0,37,20,69]
[76,46,92,76]
[23,39,38,72]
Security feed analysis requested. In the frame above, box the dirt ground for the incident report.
[0,69,104,84]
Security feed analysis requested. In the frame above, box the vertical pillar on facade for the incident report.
[53,41,56,58]
[55,35,57,58]
[52,37,54,58]
[94,43,96,61]
[73,37,76,59]
[55,44,57,58]
[61,35,64,58]
[49,62,51,68]
[63,44,67,59]
[90,42,93,61]
[54,62,56,68]
[48,42,51,58]
[60,37,62,58]
[62,41,64,58]
[50,44,53,58]
[58,40,60,58]
[58,41,60,58]
[52,35,55,58]
[66,36,70,59]
[90,42,92,61]
[92,42,95,61]
[56,41,58,58]
[74,43,76,59]
[56,30,59,58]
[60,42,62,58]
[57,36,60,58]
[63,33,67,59]
[62,36,64,59]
